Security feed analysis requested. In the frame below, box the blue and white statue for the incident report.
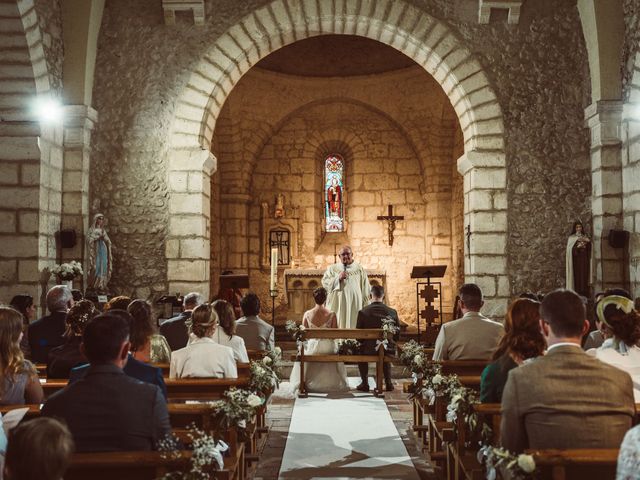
[87,213,112,292]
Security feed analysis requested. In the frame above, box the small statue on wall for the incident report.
[274,193,285,218]
[565,220,591,297]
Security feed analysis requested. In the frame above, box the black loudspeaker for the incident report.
[608,229,629,248]
[58,229,77,249]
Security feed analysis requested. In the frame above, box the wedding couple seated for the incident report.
[289,285,399,394]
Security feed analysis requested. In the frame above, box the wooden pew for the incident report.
[526,449,619,480]
[294,328,394,397]
[65,450,235,480]
[0,404,245,480]
[37,362,251,380]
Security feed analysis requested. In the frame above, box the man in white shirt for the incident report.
[432,283,504,361]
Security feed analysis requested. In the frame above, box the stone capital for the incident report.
[584,100,623,147]
[456,150,506,176]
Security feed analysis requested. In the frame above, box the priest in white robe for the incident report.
[322,246,371,329]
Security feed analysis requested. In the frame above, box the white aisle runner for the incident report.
[278,394,420,479]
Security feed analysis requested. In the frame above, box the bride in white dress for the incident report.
[289,287,349,393]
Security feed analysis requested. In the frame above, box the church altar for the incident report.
[283,268,386,321]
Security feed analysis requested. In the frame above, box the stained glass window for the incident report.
[324,154,344,232]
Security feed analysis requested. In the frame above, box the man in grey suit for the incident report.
[43,313,171,452]
[235,293,275,351]
[432,283,504,360]
[501,289,635,453]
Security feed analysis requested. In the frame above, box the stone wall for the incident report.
[452,1,592,295]
[211,66,462,322]
[84,0,591,304]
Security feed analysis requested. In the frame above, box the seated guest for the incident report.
[584,289,630,350]
[9,294,35,358]
[588,294,640,401]
[170,304,237,379]
[4,417,74,480]
[42,313,171,452]
[103,295,131,312]
[47,300,98,378]
[480,298,545,402]
[128,300,171,363]
[68,309,167,400]
[71,289,83,302]
[160,292,203,351]
[617,423,640,479]
[433,283,504,360]
[215,270,244,318]
[356,285,400,392]
[501,289,635,453]
[28,286,73,363]
[235,293,274,352]
[0,307,43,405]
[211,300,249,363]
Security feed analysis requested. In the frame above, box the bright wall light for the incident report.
[32,96,63,122]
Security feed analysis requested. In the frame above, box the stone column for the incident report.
[622,102,640,297]
[166,149,216,298]
[61,105,97,287]
[457,150,509,318]
[585,101,624,292]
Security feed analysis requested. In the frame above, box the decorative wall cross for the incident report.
[377,205,404,246]
[419,285,440,326]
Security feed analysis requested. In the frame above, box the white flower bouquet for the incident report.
[50,260,83,281]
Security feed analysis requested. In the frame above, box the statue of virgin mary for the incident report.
[87,213,112,292]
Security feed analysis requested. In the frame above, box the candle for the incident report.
[270,247,278,291]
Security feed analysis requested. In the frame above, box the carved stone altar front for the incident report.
[283,268,386,321]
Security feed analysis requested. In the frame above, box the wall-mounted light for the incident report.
[32,96,63,122]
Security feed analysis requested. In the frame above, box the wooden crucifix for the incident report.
[377,205,404,246]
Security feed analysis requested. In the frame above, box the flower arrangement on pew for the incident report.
[209,388,264,441]
[249,348,282,394]
[381,316,399,341]
[337,339,361,355]
[398,341,537,479]
[478,446,536,480]
[157,426,228,479]
[285,320,306,345]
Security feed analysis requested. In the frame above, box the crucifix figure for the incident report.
[377,205,404,246]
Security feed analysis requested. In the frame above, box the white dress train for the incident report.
[289,316,349,393]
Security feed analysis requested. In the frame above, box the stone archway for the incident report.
[165,0,509,316]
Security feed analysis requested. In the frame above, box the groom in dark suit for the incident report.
[356,285,400,392]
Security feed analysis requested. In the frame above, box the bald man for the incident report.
[321,246,371,329]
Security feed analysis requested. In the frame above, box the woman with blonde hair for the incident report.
[211,300,249,363]
[0,307,43,404]
[170,303,237,379]
[480,298,546,402]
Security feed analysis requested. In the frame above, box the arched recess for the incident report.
[165,0,509,316]
[0,0,63,310]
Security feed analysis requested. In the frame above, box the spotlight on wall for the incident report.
[32,96,63,122]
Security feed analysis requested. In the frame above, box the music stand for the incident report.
[411,265,447,342]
